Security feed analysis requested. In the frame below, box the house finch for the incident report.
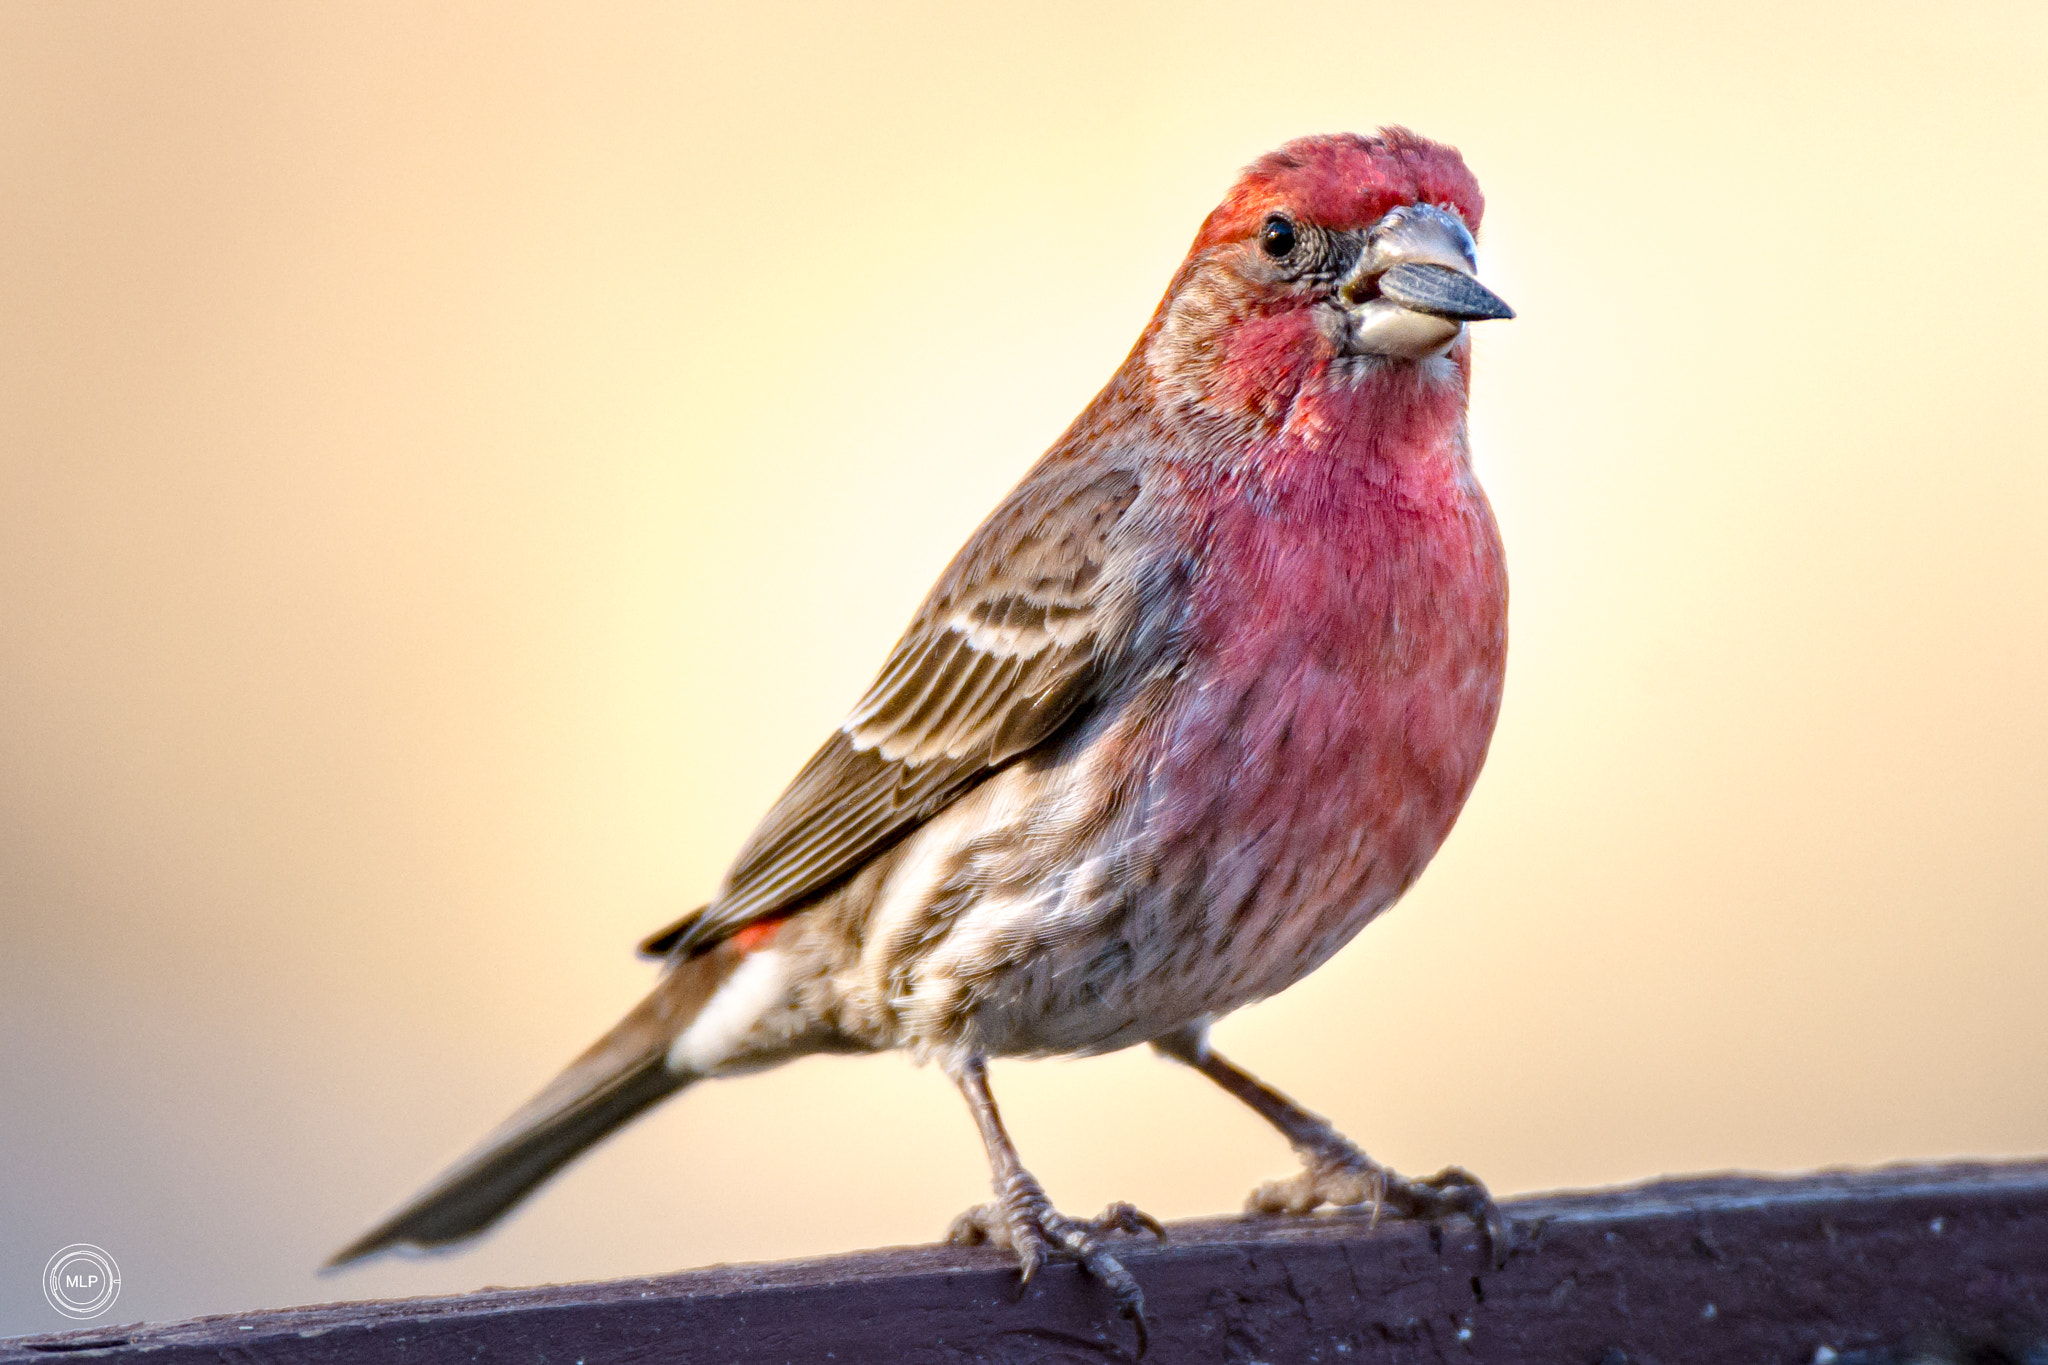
[333,129,1514,1350]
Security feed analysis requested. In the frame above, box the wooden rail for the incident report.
[7,1161,2047,1363]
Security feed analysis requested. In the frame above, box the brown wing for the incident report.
[642,464,1146,958]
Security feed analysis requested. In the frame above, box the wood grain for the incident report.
[8,1161,2047,1364]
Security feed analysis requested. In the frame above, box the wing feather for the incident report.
[646,464,1147,957]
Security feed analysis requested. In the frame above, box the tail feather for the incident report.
[636,904,705,959]
[327,949,734,1267]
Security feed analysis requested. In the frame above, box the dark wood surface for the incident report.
[8,1161,2048,1364]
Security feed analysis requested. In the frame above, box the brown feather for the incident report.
[652,467,1142,957]
[326,949,734,1264]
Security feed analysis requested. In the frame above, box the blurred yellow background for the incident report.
[3,0,2044,1336]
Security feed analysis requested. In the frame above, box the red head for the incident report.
[1142,130,1510,434]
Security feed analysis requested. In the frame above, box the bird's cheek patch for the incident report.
[1147,272,1320,426]
[1213,310,1318,422]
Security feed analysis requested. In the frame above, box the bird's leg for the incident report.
[943,1054,1160,1352]
[1151,1027,1507,1263]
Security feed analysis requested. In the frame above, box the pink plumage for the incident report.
[334,130,1517,1352]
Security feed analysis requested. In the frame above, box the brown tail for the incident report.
[327,949,734,1267]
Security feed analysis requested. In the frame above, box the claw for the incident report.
[1092,1201,1168,1243]
[1120,1281,1150,1359]
[1056,1238,1147,1358]
[1393,1166,1512,1268]
[944,1187,1156,1356]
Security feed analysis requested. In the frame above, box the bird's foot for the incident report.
[948,1196,1165,1254]
[1248,1149,1509,1267]
[948,1180,1163,1354]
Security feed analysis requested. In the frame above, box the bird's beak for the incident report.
[1338,203,1513,360]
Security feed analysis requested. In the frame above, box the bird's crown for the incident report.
[1194,129,1485,250]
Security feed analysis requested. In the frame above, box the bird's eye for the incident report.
[1259,215,1297,259]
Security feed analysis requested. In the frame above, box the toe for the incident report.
[1103,1263,1149,1358]
[1070,1237,1148,1357]
[1385,1166,1513,1265]
[1246,1169,1324,1215]
[1023,1207,1152,1356]
[1416,1167,1512,1265]
[1091,1201,1167,1242]
[1243,1148,1393,1216]
[1311,1159,1382,1210]
[945,1202,1011,1249]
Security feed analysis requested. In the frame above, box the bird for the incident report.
[330,129,1516,1350]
